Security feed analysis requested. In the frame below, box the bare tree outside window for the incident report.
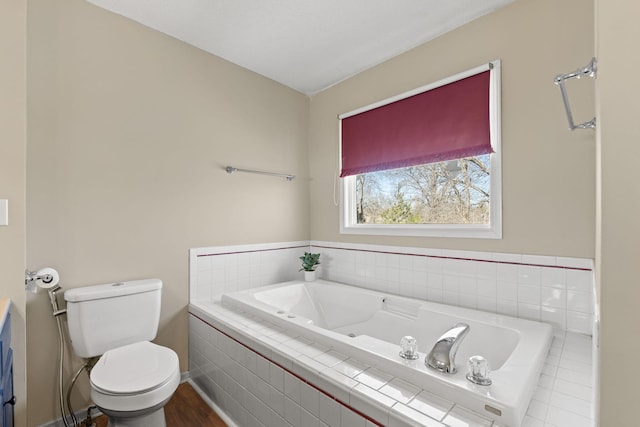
[355,154,490,225]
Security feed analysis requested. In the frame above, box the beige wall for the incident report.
[0,0,28,426]
[309,0,595,258]
[28,0,640,426]
[26,0,309,425]
[596,0,640,424]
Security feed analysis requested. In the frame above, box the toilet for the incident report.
[64,279,180,427]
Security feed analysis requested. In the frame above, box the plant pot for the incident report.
[304,270,317,282]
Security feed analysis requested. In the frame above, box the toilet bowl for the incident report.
[90,341,180,426]
[64,279,179,427]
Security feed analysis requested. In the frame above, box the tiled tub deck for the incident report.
[189,301,595,427]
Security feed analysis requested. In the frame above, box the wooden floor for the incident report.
[94,382,228,427]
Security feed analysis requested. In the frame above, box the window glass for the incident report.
[355,154,490,225]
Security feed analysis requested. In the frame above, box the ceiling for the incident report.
[87,0,517,95]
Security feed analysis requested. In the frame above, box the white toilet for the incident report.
[64,279,180,427]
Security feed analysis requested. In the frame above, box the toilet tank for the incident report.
[64,279,162,358]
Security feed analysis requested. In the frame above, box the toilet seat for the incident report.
[91,341,179,395]
[89,341,180,414]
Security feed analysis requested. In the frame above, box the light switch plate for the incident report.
[0,200,7,226]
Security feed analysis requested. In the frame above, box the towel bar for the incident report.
[225,166,295,181]
[554,57,597,131]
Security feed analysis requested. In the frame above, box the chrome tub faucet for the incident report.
[426,323,470,374]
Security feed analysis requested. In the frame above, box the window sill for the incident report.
[340,223,502,239]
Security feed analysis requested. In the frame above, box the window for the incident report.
[339,61,501,238]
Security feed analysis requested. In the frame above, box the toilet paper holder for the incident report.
[25,267,60,291]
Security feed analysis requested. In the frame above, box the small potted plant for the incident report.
[299,252,321,281]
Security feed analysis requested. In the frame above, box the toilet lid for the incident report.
[90,341,179,395]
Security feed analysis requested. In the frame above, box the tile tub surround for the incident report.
[188,302,595,427]
[191,241,595,335]
[189,241,596,425]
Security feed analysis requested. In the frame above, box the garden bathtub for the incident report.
[220,279,552,427]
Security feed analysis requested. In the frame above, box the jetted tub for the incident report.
[221,279,552,427]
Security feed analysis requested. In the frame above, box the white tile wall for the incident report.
[309,241,595,335]
[189,302,595,427]
[190,242,308,302]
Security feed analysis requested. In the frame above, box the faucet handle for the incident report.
[399,336,420,360]
[466,355,492,386]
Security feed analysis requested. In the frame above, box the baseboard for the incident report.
[186,377,239,427]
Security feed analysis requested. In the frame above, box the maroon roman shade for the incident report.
[340,70,493,177]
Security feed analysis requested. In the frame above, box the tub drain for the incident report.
[347,333,356,338]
